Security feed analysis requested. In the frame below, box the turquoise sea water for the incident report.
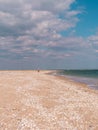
[58,70,98,90]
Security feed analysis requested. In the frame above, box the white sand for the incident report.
[0,70,98,130]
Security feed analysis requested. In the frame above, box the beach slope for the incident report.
[0,71,98,130]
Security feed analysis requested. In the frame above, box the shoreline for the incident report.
[49,71,98,95]
[51,70,98,91]
[0,70,98,129]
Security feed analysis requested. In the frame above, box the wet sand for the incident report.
[0,70,98,130]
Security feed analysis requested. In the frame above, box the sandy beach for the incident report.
[0,70,98,130]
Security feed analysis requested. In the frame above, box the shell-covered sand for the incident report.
[0,71,98,130]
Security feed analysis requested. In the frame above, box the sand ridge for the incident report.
[0,70,98,130]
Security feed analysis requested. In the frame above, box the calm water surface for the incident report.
[58,70,98,90]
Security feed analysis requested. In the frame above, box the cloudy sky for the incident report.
[0,0,98,69]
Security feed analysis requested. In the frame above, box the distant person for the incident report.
[37,69,40,72]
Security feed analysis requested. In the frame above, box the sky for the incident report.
[0,0,98,70]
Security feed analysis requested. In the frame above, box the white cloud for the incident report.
[0,11,17,26]
[0,0,87,66]
[88,34,98,54]
[88,35,98,42]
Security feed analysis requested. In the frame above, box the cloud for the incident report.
[1,0,92,69]
[0,1,80,39]
[88,34,98,54]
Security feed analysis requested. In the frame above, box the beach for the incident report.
[0,70,98,130]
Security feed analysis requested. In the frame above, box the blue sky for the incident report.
[0,0,98,69]
[76,0,98,37]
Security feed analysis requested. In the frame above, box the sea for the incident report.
[57,70,98,90]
